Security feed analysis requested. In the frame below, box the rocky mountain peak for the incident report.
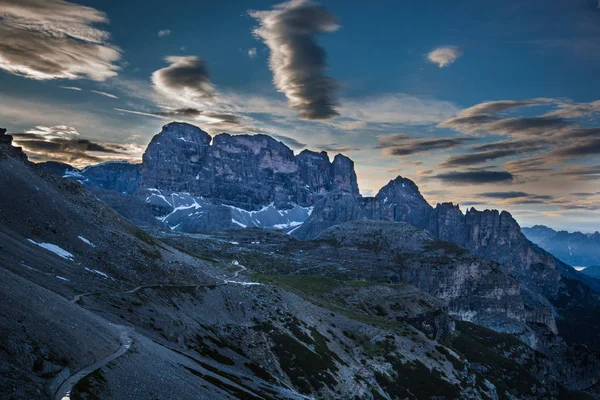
[376,176,425,200]
[331,154,359,195]
[157,122,212,145]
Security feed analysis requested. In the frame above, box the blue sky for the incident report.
[1,0,599,231]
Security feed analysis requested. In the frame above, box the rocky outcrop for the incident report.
[318,221,527,335]
[0,128,27,162]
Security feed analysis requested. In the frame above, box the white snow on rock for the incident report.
[78,236,96,247]
[84,267,110,278]
[27,239,74,260]
[56,275,69,281]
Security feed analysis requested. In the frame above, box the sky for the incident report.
[1,0,599,232]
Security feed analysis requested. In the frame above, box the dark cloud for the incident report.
[477,191,553,200]
[153,108,240,124]
[439,138,549,168]
[11,125,142,167]
[0,0,121,81]
[377,134,473,156]
[473,138,548,152]
[434,170,514,184]
[552,138,600,158]
[250,0,340,119]
[439,149,519,168]
[570,192,597,197]
[152,56,216,101]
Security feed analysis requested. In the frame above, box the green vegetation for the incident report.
[253,274,412,333]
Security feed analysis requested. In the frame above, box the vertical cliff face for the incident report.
[134,122,360,210]
[331,154,359,195]
[139,122,212,195]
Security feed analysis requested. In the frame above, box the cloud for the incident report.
[250,0,340,119]
[340,94,459,126]
[439,149,521,168]
[320,143,360,153]
[377,134,473,156]
[90,90,118,99]
[439,138,549,168]
[551,138,600,158]
[477,191,552,200]
[427,46,462,68]
[0,0,121,81]
[504,155,554,174]
[271,134,306,149]
[152,56,216,104]
[570,192,597,197]
[248,47,258,58]
[11,125,143,167]
[554,165,600,180]
[60,86,82,91]
[157,29,171,37]
[457,98,556,118]
[542,100,600,118]
[434,170,514,184]
[440,115,572,137]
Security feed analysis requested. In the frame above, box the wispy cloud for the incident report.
[427,46,462,68]
[250,0,340,119]
[90,90,118,99]
[0,0,121,81]
[248,47,257,58]
[157,29,171,37]
[60,86,82,91]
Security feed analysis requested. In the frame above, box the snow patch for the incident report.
[56,275,69,281]
[27,239,74,260]
[84,267,110,278]
[78,236,96,247]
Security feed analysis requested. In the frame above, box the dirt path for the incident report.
[58,261,260,399]
[54,325,133,400]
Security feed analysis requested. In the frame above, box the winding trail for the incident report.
[56,261,259,399]
[54,325,133,400]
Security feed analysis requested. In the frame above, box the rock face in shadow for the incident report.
[295,175,600,350]
[317,221,527,335]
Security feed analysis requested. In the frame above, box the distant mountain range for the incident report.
[522,225,600,267]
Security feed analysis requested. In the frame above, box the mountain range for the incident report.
[2,123,600,399]
[523,225,600,267]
